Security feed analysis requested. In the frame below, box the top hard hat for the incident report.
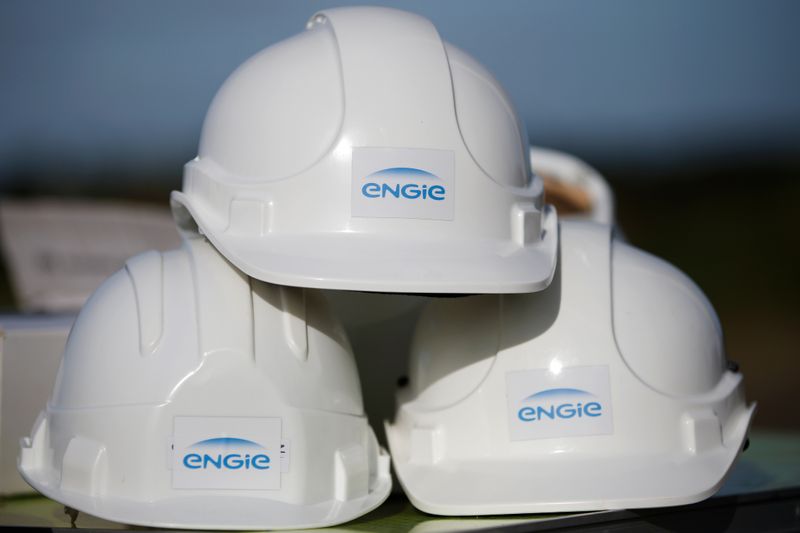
[171,6,558,294]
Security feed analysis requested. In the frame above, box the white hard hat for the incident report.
[19,237,390,529]
[171,6,558,294]
[386,220,754,514]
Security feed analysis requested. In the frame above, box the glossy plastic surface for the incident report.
[19,238,391,530]
[386,221,754,515]
[172,6,557,294]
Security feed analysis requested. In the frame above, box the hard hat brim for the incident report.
[385,404,754,515]
[171,191,559,294]
[19,448,392,530]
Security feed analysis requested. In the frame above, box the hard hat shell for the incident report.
[19,237,390,529]
[171,6,557,294]
[386,221,754,514]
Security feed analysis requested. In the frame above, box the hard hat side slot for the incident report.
[124,250,165,357]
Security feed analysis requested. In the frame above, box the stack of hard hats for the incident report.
[18,6,754,530]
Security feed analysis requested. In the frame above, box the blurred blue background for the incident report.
[0,0,798,429]
[2,0,800,185]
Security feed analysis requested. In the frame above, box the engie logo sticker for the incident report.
[172,416,281,490]
[506,365,613,441]
[351,147,454,220]
[181,437,271,471]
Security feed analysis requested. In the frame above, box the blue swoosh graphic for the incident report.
[367,167,439,180]
[191,437,262,448]
[523,388,594,402]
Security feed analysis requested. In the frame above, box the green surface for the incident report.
[0,430,797,532]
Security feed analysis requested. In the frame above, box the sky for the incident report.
[1,0,799,184]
